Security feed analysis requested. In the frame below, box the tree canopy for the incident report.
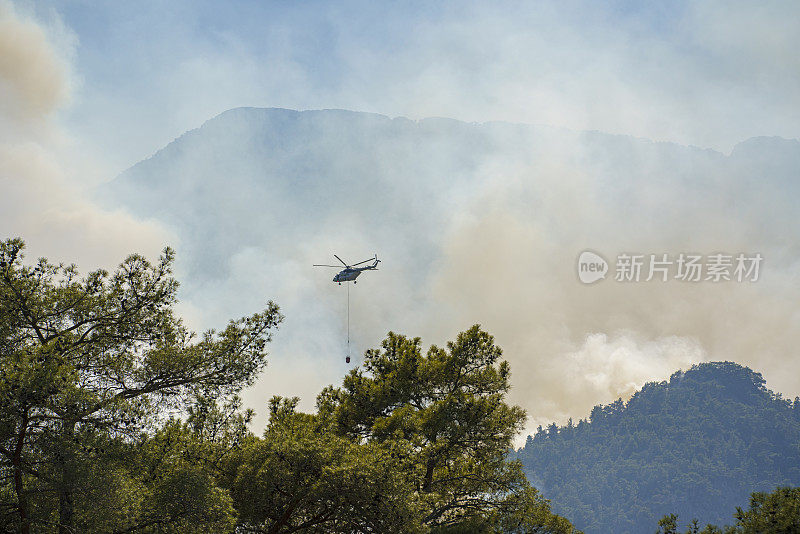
[0,238,281,533]
[657,486,800,533]
[314,327,576,533]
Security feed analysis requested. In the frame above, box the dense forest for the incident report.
[516,361,800,533]
[0,239,576,533]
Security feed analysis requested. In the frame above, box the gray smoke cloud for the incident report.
[0,2,65,125]
[0,1,170,269]
[10,1,800,442]
[103,109,800,441]
[426,138,800,431]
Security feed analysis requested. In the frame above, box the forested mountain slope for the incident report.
[516,362,800,533]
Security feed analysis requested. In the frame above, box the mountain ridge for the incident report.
[109,107,800,185]
[516,361,800,533]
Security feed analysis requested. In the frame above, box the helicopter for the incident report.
[314,254,380,284]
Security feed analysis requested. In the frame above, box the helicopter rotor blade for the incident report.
[313,264,341,268]
[334,254,348,267]
[351,257,374,266]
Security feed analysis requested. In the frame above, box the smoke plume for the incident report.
[0,1,170,269]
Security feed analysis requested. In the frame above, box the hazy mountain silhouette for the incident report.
[103,107,800,287]
[100,107,800,468]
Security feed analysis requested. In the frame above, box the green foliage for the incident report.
[225,396,419,533]
[733,486,800,533]
[318,326,577,533]
[516,362,800,533]
[0,238,281,533]
[658,486,800,533]
[656,513,679,534]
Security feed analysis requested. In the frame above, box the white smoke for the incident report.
[7,1,800,444]
[0,1,170,269]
